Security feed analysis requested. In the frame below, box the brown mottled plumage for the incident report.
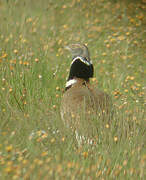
[60,44,112,145]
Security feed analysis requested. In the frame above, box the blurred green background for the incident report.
[0,0,145,179]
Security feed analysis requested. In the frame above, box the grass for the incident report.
[0,0,145,179]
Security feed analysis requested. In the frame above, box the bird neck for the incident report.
[67,56,94,81]
[65,56,93,91]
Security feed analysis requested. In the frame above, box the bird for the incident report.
[60,43,112,145]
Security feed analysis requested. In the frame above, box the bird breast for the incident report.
[60,80,111,131]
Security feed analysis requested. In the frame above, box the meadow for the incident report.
[0,0,145,179]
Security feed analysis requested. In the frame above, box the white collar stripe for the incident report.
[71,56,92,66]
[65,79,77,88]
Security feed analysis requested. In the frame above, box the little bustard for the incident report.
[60,43,112,145]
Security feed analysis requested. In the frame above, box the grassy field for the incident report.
[0,0,145,179]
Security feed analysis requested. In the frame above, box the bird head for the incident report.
[65,43,90,61]
[65,43,94,88]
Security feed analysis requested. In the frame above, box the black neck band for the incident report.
[67,57,94,81]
